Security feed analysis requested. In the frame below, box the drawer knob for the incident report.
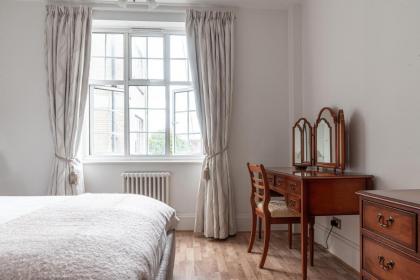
[377,213,394,228]
[378,256,395,271]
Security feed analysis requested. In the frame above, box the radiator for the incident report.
[121,172,171,205]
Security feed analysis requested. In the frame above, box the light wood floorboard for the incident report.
[174,231,358,280]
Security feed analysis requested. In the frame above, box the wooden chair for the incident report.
[247,163,314,268]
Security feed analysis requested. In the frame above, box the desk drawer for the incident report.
[274,176,286,193]
[287,179,301,195]
[363,236,420,280]
[287,194,301,213]
[267,174,274,186]
[362,200,417,251]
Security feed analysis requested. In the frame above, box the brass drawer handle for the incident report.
[377,213,394,228]
[378,256,395,271]
[289,182,297,191]
[288,200,296,208]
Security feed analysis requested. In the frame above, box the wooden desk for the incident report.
[266,167,373,280]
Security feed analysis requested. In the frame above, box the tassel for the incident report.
[69,166,79,185]
[203,165,210,181]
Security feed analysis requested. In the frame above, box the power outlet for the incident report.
[331,217,342,229]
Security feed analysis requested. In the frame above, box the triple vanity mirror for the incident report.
[292,107,346,171]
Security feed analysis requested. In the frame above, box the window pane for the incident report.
[148,37,164,58]
[170,35,187,58]
[148,59,164,80]
[130,132,147,155]
[189,133,202,154]
[129,109,146,132]
[170,59,189,81]
[92,33,105,57]
[92,90,111,109]
[93,133,124,155]
[131,37,147,58]
[90,85,124,155]
[174,91,188,112]
[189,111,200,133]
[148,86,166,109]
[106,34,124,57]
[175,112,188,133]
[188,91,196,109]
[131,59,147,79]
[174,134,191,154]
[148,109,166,132]
[129,86,147,108]
[148,133,165,155]
[90,58,105,80]
[105,58,123,80]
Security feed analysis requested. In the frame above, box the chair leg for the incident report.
[248,212,257,253]
[259,218,271,268]
[258,217,262,240]
[288,223,293,249]
[309,217,315,266]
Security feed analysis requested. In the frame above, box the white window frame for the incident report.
[85,27,203,161]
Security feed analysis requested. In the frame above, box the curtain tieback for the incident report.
[203,147,228,181]
[55,153,80,163]
[55,154,80,185]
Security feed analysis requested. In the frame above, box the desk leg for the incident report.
[301,184,308,280]
[301,214,308,279]
[309,217,315,266]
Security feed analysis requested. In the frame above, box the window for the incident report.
[88,30,202,157]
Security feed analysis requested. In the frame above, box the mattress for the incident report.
[0,193,178,280]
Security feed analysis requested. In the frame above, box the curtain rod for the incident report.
[37,0,238,14]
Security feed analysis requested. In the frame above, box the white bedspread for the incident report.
[0,193,178,280]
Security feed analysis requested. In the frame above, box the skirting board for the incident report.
[176,213,196,230]
[314,222,360,271]
[176,213,288,232]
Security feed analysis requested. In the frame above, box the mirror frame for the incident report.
[292,117,313,168]
[314,107,346,171]
[337,109,346,170]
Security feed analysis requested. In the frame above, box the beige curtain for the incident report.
[186,9,236,239]
[45,5,91,195]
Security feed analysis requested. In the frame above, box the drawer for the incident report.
[267,174,274,186]
[362,200,417,251]
[287,194,301,213]
[287,179,301,195]
[274,176,286,193]
[275,176,286,187]
[363,236,420,280]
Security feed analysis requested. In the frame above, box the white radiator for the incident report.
[121,172,171,205]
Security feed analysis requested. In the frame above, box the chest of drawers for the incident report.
[357,190,420,280]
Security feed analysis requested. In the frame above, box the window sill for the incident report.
[82,156,204,164]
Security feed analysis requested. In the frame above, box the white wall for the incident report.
[231,8,290,229]
[0,0,52,195]
[301,0,420,270]
[0,1,291,231]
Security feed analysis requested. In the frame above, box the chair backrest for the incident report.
[247,163,271,215]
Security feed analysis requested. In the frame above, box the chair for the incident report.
[246,163,314,268]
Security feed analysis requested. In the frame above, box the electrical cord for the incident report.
[325,225,334,249]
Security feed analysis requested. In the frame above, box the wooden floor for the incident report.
[174,231,358,280]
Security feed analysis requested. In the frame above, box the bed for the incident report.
[0,193,178,280]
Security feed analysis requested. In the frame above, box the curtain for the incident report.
[45,5,92,195]
[186,9,236,239]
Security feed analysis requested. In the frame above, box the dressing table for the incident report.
[265,107,373,279]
